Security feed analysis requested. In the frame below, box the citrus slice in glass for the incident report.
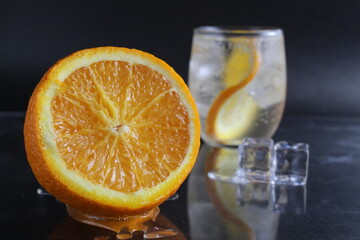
[205,39,260,144]
[206,89,259,143]
[24,47,200,217]
[223,38,259,89]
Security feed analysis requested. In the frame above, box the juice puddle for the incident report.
[67,206,178,239]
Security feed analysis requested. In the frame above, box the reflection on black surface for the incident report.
[237,182,272,208]
[272,185,306,215]
[48,214,185,240]
[36,187,183,239]
[48,216,115,240]
[237,183,306,215]
[188,144,307,240]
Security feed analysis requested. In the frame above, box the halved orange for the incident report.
[24,47,200,217]
[205,39,259,144]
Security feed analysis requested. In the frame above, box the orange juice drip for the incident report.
[67,206,159,234]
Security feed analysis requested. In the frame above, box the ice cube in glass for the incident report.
[273,141,309,185]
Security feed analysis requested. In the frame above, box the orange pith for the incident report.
[24,47,200,217]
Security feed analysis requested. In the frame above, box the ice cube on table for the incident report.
[237,138,274,182]
[273,141,309,185]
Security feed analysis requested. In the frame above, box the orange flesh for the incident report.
[51,60,190,193]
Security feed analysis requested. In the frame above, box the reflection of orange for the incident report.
[48,216,114,240]
[48,213,186,240]
[206,40,259,144]
[24,47,200,217]
[205,147,255,240]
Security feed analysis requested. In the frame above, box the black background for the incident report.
[1,0,359,115]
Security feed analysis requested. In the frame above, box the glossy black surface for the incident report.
[1,113,360,239]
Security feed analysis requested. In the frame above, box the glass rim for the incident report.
[194,26,283,37]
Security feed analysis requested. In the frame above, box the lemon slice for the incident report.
[224,38,259,88]
[211,90,258,142]
[205,38,259,145]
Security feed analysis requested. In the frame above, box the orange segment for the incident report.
[24,47,200,217]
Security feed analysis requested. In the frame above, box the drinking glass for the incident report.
[188,26,286,147]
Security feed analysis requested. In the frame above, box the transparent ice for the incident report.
[273,141,309,185]
[237,138,274,182]
[207,138,309,186]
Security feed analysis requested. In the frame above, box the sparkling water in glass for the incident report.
[188,26,287,147]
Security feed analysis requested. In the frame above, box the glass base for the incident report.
[67,206,177,239]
